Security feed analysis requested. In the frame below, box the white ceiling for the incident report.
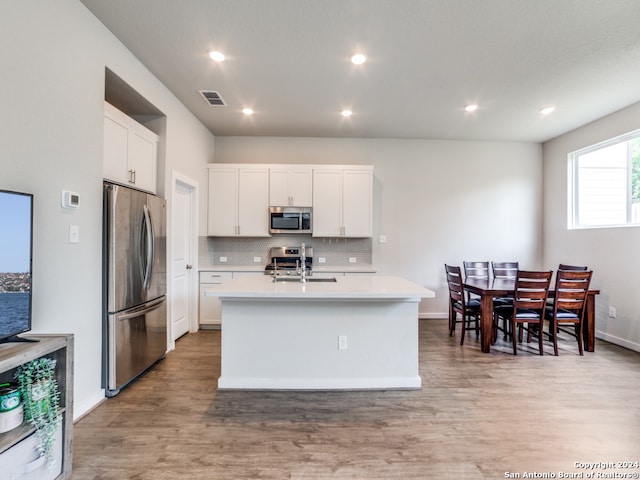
[81,0,640,143]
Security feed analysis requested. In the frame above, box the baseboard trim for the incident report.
[596,331,640,353]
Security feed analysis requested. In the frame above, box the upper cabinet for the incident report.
[103,102,158,193]
[269,166,313,206]
[312,166,373,238]
[207,165,270,237]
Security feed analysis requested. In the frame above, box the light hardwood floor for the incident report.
[72,319,640,479]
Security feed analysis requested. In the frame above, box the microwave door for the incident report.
[272,213,300,231]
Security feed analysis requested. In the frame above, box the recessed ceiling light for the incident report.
[351,53,366,65]
[208,50,225,62]
[540,106,555,115]
[464,104,478,112]
[341,110,353,117]
[242,108,254,115]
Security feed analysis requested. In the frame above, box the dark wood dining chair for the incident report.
[544,269,593,355]
[491,261,519,278]
[558,263,588,271]
[547,264,588,304]
[490,261,519,342]
[445,264,480,345]
[463,261,489,301]
[494,270,553,355]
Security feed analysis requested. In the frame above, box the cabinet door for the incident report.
[199,272,232,326]
[342,169,373,237]
[208,167,239,236]
[269,168,291,206]
[269,167,312,206]
[237,167,270,236]
[289,167,313,206]
[312,169,343,237]
[128,129,157,193]
[103,102,158,193]
[103,113,129,185]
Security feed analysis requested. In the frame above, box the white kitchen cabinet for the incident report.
[199,271,264,327]
[103,102,158,193]
[207,165,270,237]
[199,271,233,327]
[269,166,313,206]
[312,166,373,237]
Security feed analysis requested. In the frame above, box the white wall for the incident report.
[543,101,640,353]
[215,137,543,316]
[0,1,215,417]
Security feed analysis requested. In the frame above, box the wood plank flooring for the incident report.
[71,319,640,479]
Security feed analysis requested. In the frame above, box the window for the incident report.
[569,129,640,228]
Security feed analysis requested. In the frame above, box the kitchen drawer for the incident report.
[0,422,62,480]
[200,271,232,284]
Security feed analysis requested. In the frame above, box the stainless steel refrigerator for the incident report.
[103,182,167,397]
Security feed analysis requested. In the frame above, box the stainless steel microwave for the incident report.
[269,207,312,234]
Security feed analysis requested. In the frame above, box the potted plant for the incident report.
[15,357,62,469]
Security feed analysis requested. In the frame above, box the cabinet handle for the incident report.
[186,264,193,270]
[128,169,136,184]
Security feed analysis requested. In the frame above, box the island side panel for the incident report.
[218,298,421,390]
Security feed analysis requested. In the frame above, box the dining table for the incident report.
[464,277,600,353]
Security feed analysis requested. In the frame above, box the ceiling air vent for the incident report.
[199,90,226,106]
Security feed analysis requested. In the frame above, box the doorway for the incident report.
[169,172,199,348]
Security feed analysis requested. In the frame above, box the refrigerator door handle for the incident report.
[117,296,165,321]
[142,203,154,290]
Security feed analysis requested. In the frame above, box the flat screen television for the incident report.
[0,189,34,344]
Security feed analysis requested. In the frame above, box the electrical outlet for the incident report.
[220,256,228,263]
[338,335,348,350]
[348,257,357,263]
[318,257,326,263]
[608,306,617,318]
[253,256,261,263]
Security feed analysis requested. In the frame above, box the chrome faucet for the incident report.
[299,243,307,283]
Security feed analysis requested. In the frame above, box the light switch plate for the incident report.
[69,225,79,243]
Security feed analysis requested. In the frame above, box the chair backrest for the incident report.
[445,264,464,303]
[513,270,553,311]
[492,261,519,278]
[463,261,490,280]
[552,269,593,313]
[558,263,588,271]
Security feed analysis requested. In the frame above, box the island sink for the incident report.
[272,276,337,283]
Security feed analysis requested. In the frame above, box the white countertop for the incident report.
[207,275,435,301]
[199,264,377,273]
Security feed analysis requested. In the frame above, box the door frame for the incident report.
[168,170,199,351]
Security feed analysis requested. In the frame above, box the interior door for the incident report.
[170,179,195,341]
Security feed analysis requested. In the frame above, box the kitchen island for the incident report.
[207,275,435,390]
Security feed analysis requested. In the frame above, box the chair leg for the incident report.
[512,319,518,355]
[537,321,544,355]
[552,320,558,356]
[449,310,456,337]
[460,313,466,346]
[576,323,584,356]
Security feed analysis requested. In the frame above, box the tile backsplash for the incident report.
[199,236,372,267]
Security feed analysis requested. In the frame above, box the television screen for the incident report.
[0,189,33,343]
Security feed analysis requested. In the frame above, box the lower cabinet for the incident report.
[199,271,264,328]
[0,335,73,480]
[199,272,233,328]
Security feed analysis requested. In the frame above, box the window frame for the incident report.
[568,128,640,229]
